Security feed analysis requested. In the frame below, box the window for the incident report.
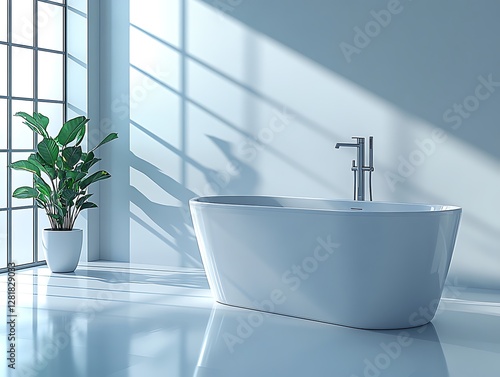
[0,0,66,272]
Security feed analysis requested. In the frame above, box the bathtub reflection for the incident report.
[194,304,449,377]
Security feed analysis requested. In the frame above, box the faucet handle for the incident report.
[369,136,374,171]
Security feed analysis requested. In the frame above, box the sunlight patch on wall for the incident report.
[130,201,179,265]
[186,0,421,199]
[129,68,182,150]
[67,6,87,64]
[130,0,180,48]
[120,0,500,278]
[130,25,180,91]
[130,167,181,207]
[188,0,399,129]
[188,0,251,84]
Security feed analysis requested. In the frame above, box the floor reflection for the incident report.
[195,303,449,377]
[1,264,500,377]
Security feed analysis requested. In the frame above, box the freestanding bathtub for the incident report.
[189,196,462,329]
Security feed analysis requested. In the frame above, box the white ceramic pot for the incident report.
[42,229,83,273]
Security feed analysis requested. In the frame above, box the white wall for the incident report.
[96,0,500,289]
[65,0,101,261]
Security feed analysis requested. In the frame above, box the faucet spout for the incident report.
[335,136,374,201]
[335,142,358,149]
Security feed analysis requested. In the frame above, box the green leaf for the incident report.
[13,186,38,199]
[28,154,57,180]
[84,151,94,163]
[76,193,93,207]
[28,153,45,169]
[34,175,52,198]
[35,198,47,209]
[38,138,59,166]
[62,146,82,168]
[9,160,41,176]
[91,132,118,152]
[48,213,62,221]
[80,202,98,210]
[80,170,111,189]
[75,172,87,182]
[75,125,86,147]
[33,112,49,129]
[65,171,79,181]
[50,202,66,219]
[55,116,89,146]
[80,151,101,172]
[80,157,101,173]
[56,155,66,171]
[61,189,78,202]
[61,179,74,192]
[14,112,49,139]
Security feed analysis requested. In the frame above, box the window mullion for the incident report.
[33,0,38,264]
[6,0,12,266]
[63,0,67,122]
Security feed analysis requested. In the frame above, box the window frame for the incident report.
[0,0,67,273]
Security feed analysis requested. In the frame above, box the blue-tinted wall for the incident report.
[94,0,500,289]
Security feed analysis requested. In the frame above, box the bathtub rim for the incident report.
[189,195,462,215]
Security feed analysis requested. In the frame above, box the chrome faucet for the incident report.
[335,136,374,201]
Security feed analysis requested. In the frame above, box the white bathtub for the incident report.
[189,196,462,329]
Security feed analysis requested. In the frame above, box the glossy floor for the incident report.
[1,262,500,376]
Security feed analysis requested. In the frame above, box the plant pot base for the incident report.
[42,229,83,273]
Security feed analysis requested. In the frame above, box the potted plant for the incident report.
[9,112,118,272]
